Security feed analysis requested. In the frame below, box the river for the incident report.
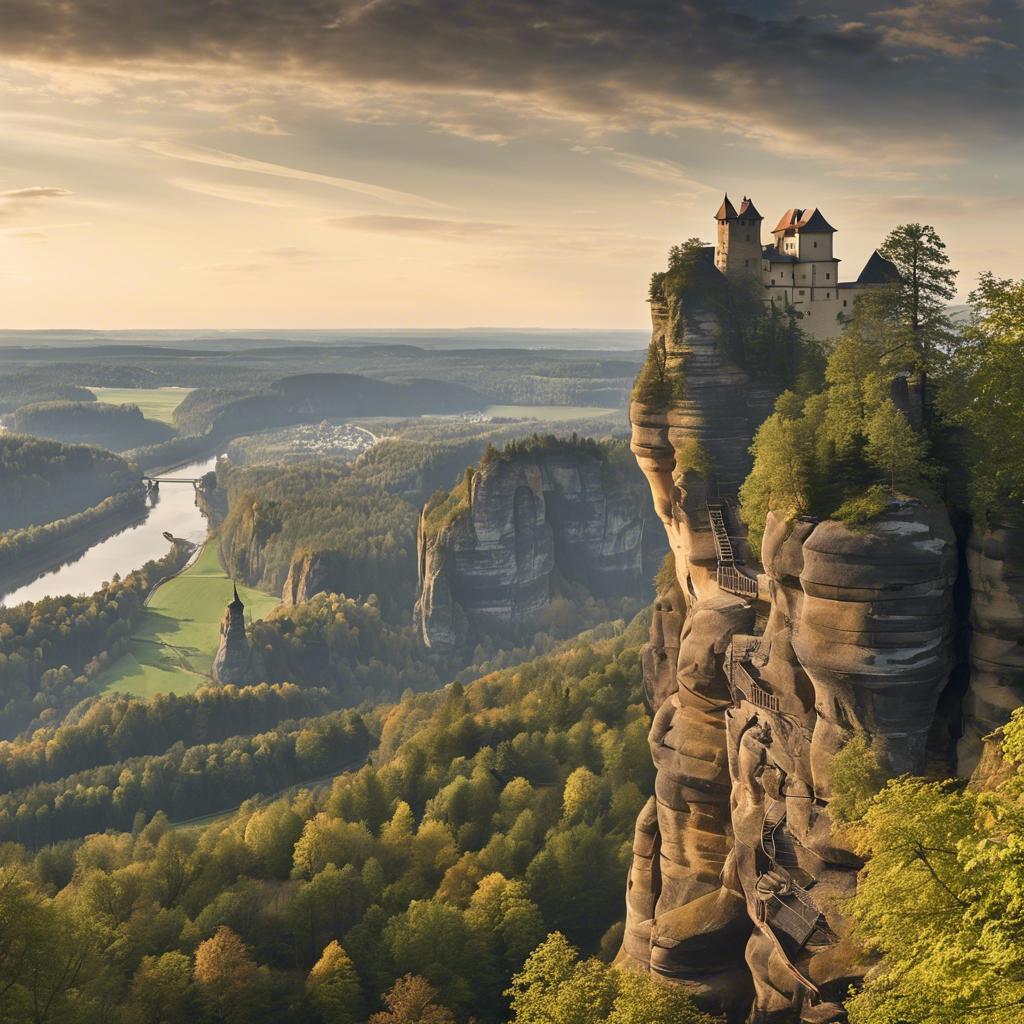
[0,455,217,607]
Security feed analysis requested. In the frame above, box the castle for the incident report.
[712,194,898,339]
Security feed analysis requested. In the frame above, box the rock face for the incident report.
[282,550,335,606]
[414,442,664,650]
[212,586,254,684]
[619,297,960,1022]
[959,520,1024,773]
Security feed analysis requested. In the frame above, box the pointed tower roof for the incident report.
[229,582,244,611]
[738,196,762,220]
[796,207,836,234]
[714,194,738,221]
[856,249,901,284]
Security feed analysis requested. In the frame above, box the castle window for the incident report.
[843,299,848,307]
[825,272,830,280]
[813,241,818,248]
[744,259,749,267]
[798,289,805,296]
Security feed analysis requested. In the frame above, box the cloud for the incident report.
[0,186,74,219]
[1,0,1021,171]
[189,246,351,273]
[333,213,659,263]
[234,113,289,135]
[335,214,510,238]
[872,0,1011,56]
[1,186,73,200]
[599,152,715,196]
[169,177,303,208]
[141,140,442,207]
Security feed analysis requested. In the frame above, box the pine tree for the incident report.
[879,223,959,406]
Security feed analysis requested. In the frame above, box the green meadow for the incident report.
[97,543,278,698]
[88,386,194,424]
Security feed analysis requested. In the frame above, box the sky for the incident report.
[0,0,1022,329]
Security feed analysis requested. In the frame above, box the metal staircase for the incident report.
[707,501,759,598]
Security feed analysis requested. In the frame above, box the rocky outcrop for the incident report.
[212,586,255,684]
[619,296,960,1023]
[959,519,1024,773]
[414,441,663,650]
[282,550,335,606]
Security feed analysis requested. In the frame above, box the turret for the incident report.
[714,194,763,280]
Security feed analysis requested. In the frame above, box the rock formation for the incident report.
[212,585,254,684]
[618,293,964,1022]
[414,440,664,650]
[959,519,1024,772]
[282,550,335,606]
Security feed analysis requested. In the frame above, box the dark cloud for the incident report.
[1,1,1021,162]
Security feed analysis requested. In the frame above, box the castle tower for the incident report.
[714,194,763,281]
[212,583,252,684]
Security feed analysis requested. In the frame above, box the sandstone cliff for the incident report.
[618,295,968,1023]
[212,586,259,684]
[414,440,664,650]
[959,519,1024,772]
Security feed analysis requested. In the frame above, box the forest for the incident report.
[0,543,193,739]
[1,228,1022,1024]
[0,434,141,532]
[11,402,175,452]
[0,617,683,1024]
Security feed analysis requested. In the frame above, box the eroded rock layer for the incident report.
[414,443,663,650]
[959,520,1024,773]
[620,297,959,1023]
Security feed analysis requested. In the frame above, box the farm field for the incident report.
[88,386,194,423]
[97,542,278,697]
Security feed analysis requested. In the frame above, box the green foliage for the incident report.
[738,395,816,555]
[0,541,194,739]
[217,462,419,620]
[865,399,930,493]
[640,239,816,411]
[674,437,713,478]
[937,272,1024,523]
[506,932,712,1024]
[0,708,372,847]
[0,617,653,1022]
[0,682,336,792]
[307,941,364,1024]
[251,592,456,704]
[739,284,934,555]
[845,710,1024,1023]
[653,551,676,594]
[0,432,141,532]
[831,486,890,530]
[630,335,678,407]
[828,733,887,823]
[422,474,473,535]
[12,400,175,451]
[0,486,146,573]
[878,222,959,376]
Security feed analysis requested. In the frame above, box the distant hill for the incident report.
[10,401,175,451]
[0,328,650,351]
